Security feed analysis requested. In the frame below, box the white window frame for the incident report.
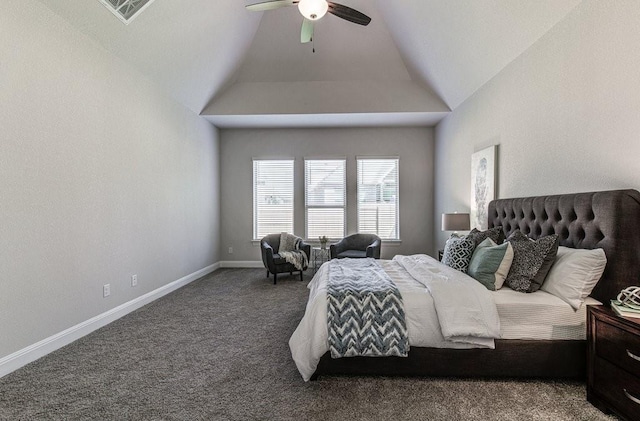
[252,159,294,240]
[357,157,400,240]
[304,158,346,240]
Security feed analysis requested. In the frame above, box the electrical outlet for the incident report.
[228,246,233,254]
[103,284,111,298]
[131,274,138,287]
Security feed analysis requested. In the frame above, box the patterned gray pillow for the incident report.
[505,231,559,293]
[468,227,504,246]
[442,235,476,273]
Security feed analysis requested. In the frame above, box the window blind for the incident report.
[253,160,294,240]
[305,159,346,239]
[357,158,399,240]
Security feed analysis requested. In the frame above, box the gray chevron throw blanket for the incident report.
[327,258,409,358]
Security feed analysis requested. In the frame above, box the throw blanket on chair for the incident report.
[279,232,308,271]
[327,258,409,358]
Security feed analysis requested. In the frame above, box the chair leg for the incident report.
[266,270,269,278]
[273,272,277,285]
[299,271,304,282]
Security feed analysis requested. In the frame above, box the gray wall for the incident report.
[0,0,220,359]
[220,127,434,262]
[434,0,640,248]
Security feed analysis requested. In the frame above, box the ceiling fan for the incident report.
[246,0,371,44]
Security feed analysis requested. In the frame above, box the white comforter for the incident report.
[289,255,501,381]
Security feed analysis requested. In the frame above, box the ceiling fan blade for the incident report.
[327,2,371,26]
[301,18,314,43]
[246,0,297,12]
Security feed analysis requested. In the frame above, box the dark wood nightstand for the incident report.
[587,305,640,421]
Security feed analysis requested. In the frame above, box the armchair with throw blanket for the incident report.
[260,233,311,284]
[330,233,381,259]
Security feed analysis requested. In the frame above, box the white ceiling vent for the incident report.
[98,0,156,24]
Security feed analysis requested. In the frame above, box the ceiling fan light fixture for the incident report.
[298,0,328,20]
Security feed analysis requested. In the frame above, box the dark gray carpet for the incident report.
[0,269,616,420]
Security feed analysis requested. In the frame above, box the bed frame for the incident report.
[310,189,640,380]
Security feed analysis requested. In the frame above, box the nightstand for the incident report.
[587,305,640,421]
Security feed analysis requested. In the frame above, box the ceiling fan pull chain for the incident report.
[312,36,315,53]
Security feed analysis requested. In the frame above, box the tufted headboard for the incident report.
[488,189,640,304]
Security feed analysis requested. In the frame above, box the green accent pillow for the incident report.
[467,238,514,290]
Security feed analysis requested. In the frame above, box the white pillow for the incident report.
[541,246,606,310]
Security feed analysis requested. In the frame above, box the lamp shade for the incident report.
[298,0,328,20]
[441,213,470,231]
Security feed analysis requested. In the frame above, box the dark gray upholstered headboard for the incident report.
[488,189,640,304]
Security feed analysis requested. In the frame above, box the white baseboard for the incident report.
[219,260,263,268]
[0,262,220,379]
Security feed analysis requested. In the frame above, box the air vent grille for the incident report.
[99,0,156,24]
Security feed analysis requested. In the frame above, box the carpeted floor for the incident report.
[0,268,617,420]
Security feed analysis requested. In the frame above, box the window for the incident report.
[305,159,346,239]
[253,160,294,240]
[98,0,157,24]
[357,158,399,240]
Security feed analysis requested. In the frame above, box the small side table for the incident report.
[312,247,330,274]
[587,305,640,420]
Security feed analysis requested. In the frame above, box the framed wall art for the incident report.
[470,145,497,230]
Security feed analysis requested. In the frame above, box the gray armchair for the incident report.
[330,233,381,259]
[260,234,311,284]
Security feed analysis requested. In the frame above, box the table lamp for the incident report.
[441,213,470,237]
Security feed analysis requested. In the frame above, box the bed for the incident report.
[291,189,640,381]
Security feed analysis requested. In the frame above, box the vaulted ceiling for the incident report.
[37,0,582,128]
